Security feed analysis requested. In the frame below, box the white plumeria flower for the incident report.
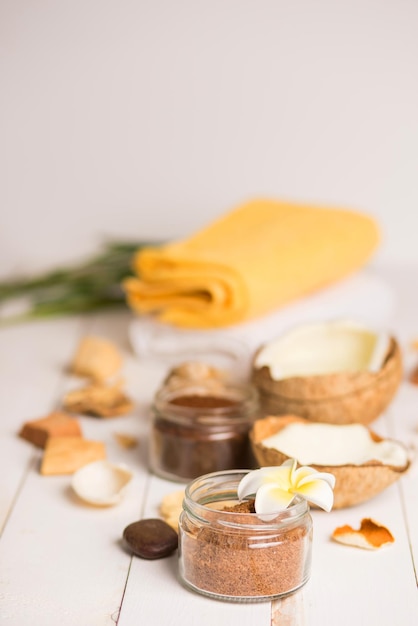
[238,459,336,514]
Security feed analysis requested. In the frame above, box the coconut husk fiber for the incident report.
[252,337,402,425]
[250,415,410,509]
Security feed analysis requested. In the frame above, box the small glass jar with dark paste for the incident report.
[150,382,259,482]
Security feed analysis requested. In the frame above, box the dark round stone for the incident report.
[123,518,178,559]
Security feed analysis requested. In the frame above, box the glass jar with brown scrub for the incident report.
[150,382,259,482]
[178,470,313,601]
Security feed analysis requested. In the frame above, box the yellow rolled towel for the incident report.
[124,199,380,328]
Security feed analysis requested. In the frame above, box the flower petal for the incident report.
[264,466,294,490]
[291,464,317,486]
[280,458,295,470]
[237,469,265,500]
[297,470,336,489]
[285,458,298,487]
[255,483,296,514]
[237,459,335,513]
[293,479,334,512]
[238,466,293,500]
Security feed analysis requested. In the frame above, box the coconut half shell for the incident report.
[252,336,402,425]
[250,415,410,509]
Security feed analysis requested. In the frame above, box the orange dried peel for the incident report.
[332,518,395,550]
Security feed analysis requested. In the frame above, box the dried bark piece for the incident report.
[70,336,123,382]
[113,432,139,449]
[163,361,228,394]
[159,490,185,531]
[19,411,82,448]
[332,518,395,550]
[123,519,178,559]
[63,381,134,418]
[167,361,224,380]
[167,361,227,382]
[409,363,418,385]
[40,437,106,475]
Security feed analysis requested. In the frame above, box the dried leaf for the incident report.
[409,364,418,385]
[63,381,134,418]
[114,432,139,449]
[71,336,123,382]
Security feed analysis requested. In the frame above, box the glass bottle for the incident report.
[150,383,259,482]
[178,470,313,602]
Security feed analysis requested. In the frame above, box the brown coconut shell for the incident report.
[252,336,402,425]
[250,415,410,509]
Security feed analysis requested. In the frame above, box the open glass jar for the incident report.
[179,470,313,602]
[150,383,259,482]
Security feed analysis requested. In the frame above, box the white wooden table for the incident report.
[1,266,417,626]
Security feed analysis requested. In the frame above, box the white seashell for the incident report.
[71,460,133,506]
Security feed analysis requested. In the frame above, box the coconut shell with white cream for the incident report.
[252,321,402,425]
[250,415,410,509]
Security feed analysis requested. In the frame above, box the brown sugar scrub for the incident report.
[178,470,313,601]
[151,381,259,482]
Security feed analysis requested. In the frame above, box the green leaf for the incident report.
[0,239,160,324]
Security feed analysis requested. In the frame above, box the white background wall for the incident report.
[1,0,418,278]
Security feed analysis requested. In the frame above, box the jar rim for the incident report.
[183,469,309,529]
[153,383,259,427]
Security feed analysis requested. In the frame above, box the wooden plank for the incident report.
[0,465,148,625]
[119,474,272,626]
[270,392,418,625]
[376,266,418,585]
[0,312,154,624]
[0,318,84,532]
[272,592,306,626]
[297,480,418,625]
[388,381,418,585]
[1,270,418,625]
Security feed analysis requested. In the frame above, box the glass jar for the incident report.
[150,383,259,482]
[179,470,313,602]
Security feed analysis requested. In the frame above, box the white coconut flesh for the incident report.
[255,320,390,380]
[261,422,408,467]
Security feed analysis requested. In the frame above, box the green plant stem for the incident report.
[0,240,159,324]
